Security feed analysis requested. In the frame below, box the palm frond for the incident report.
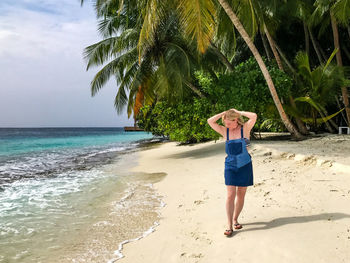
[138,0,167,60]
[90,48,137,96]
[331,0,350,26]
[84,37,118,70]
[114,85,129,114]
[295,51,313,86]
[299,108,344,124]
[294,96,324,112]
[177,0,216,53]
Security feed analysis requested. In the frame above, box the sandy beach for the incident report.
[118,134,350,263]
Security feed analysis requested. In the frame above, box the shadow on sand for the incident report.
[162,141,225,160]
[240,212,350,233]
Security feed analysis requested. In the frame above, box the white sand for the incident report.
[118,135,350,263]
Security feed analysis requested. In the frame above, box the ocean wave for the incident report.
[0,142,139,187]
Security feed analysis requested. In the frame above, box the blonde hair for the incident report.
[222,109,245,126]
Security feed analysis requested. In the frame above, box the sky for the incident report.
[0,0,133,127]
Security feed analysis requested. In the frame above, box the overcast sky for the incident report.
[0,0,133,127]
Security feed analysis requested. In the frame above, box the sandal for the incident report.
[234,223,243,230]
[224,229,233,237]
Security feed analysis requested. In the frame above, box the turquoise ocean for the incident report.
[0,128,165,263]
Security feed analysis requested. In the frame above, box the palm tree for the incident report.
[292,50,349,131]
[216,0,303,138]
[311,0,350,127]
[138,0,303,138]
[233,0,309,134]
[82,0,228,120]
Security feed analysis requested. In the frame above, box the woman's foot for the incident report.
[224,229,233,237]
[233,223,243,230]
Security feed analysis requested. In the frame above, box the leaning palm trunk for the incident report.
[303,22,310,56]
[264,25,283,70]
[342,45,350,61]
[260,31,272,60]
[274,43,296,74]
[183,80,206,98]
[325,110,339,130]
[217,1,302,138]
[289,97,309,135]
[335,95,349,125]
[309,27,324,64]
[319,111,334,133]
[210,41,234,72]
[330,12,350,128]
[264,26,308,135]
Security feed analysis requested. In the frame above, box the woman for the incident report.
[207,108,257,237]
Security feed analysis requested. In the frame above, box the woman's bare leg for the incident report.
[226,186,236,229]
[233,186,247,225]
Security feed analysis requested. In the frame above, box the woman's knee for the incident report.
[227,192,235,201]
[226,186,236,200]
[236,187,247,199]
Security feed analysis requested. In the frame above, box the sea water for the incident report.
[0,128,165,262]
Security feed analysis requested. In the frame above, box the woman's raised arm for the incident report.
[238,110,257,135]
[207,111,226,136]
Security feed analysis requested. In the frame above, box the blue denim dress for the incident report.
[224,127,253,186]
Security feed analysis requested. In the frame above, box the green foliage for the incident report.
[196,57,292,130]
[259,118,285,132]
[137,57,294,142]
[137,100,220,143]
[292,51,349,128]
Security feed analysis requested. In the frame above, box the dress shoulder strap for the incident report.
[240,126,244,138]
[226,128,229,140]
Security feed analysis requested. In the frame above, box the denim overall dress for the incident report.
[224,127,253,186]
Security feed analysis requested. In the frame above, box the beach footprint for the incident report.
[190,229,213,245]
[203,190,209,200]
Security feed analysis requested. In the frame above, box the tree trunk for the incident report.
[184,80,206,98]
[331,11,350,128]
[309,27,324,64]
[319,110,334,133]
[210,41,234,72]
[325,111,339,130]
[342,45,350,61]
[260,31,272,60]
[265,26,308,135]
[264,25,283,70]
[274,43,297,74]
[304,22,310,56]
[217,0,303,139]
[335,95,349,126]
[289,97,309,135]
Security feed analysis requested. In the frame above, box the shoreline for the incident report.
[117,136,350,262]
[41,140,167,263]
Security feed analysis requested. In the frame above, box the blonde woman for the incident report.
[207,109,257,237]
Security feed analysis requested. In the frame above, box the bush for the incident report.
[137,57,293,143]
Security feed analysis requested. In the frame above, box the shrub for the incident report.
[137,57,293,143]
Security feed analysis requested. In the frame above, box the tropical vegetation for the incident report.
[81,0,350,143]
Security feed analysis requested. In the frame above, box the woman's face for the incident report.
[224,118,238,129]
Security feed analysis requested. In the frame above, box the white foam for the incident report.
[108,223,158,263]
[93,221,115,227]
[108,183,166,262]
[0,168,108,239]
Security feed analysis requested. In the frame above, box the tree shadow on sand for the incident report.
[240,212,350,233]
[161,141,225,160]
